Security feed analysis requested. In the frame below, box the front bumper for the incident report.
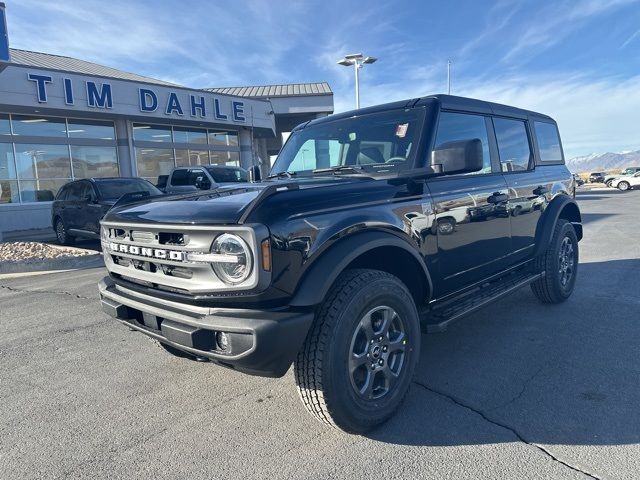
[99,277,313,377]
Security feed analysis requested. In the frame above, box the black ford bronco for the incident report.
[99,95,582,433]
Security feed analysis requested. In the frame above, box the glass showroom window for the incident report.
[14,144,71,202]
[210,151,240,166]
[133,124,172,142]
[11,115,67,137]
[208,130,238,146]
[0,142,19,203]
[135,148,175,181]
[175,149,210,167]
[0,113,10,135]
[71,146,119,178]
[67,119,115,140]
[173,127,208,144]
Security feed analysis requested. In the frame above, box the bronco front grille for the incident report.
[100,222,260,295]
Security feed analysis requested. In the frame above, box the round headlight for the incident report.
[211,233,252,285]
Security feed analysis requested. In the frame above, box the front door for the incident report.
[426,111,511,297]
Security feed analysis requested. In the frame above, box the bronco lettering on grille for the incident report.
[108,242,185,261]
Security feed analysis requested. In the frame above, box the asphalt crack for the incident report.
[0,284,93,300]
[486,363,549,412]
[413,380,601,480]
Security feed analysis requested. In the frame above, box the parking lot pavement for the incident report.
[1,190,638,479]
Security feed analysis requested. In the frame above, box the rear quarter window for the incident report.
[534,121,563,163]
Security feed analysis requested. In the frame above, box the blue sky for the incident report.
[5,0,640,159]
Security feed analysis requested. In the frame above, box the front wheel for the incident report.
[531,219,579,303]
[294,269,421,433]
[617,181,630,191]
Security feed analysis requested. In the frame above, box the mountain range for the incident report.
[567,150,640,172]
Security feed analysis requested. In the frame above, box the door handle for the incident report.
[533,186,549,195]
[487,193,508,204]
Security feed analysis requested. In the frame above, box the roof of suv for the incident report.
[300,94,554,130]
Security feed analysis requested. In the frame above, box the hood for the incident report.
[102,177,366,226]
[103,185,266,225]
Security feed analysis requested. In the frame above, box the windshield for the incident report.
[96,179,162,200]
[205,166,248,183]
[271,109,424,175]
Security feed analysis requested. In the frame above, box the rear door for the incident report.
[62,181,84,230]
[427,110,511,295]
[495,117,550,259]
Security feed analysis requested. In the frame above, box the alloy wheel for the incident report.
[56,220,66,243]
[558,236,575,287]
[348,306,407,400]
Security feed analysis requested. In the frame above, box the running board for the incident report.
[424,271,544,333]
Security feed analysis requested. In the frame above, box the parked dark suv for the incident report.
[98,95,582,433]
[52,177,162,244]
[157,165,248,194]
[588,171,606,183]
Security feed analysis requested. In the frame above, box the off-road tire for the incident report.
[531,219,578,304]
[294,269,421,433]
[54,217,75,245]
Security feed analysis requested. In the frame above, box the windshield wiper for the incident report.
[267,171,297,179]
[312,165,367,175]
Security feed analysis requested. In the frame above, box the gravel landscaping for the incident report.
[0,242,96,263]
[0,242,103,275]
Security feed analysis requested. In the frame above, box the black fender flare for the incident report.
[533,195,583,257]
[289,231,433,308]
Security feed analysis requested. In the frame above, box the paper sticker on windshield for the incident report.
[395,123,409,138]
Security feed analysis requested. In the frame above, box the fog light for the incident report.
[216,331,229,351]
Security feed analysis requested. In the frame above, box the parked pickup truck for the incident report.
[157,165,249,194]
[98,94,582,433]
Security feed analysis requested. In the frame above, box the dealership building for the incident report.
[0,6,333,239]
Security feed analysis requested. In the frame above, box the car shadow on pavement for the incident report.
[369,259,640,447]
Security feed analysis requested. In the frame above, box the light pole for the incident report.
[337,53,377,109]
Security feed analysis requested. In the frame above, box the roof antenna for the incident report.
[447,60,452,95]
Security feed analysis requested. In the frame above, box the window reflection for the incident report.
[0,143,16,179]
[14,144,72,179]
[71,146,119,178]
[67,119,115,140]
[133,124,172,142]
[0,114,10,135]
[12,115,67,137]
[173,127,207,144]
[0,180,19,203]
[135,147,174,182]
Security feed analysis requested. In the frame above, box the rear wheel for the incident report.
[531,219,578,304]
[294,269,420,433]
[54,217,75,245]
[617,181,630,191]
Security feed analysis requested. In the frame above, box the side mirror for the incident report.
[431,138,483,175]
[195,176,211,190]
[249,165,261,182]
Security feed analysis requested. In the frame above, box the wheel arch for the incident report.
[289,231,433,308]
[533,195,583,257]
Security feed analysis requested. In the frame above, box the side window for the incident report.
[189,169,206,185]
[534,121,563,162]
[66,182,83,201]
[434,112,492,174]
[494,118,532,172]
[56,185,69,201]
[170,169,190,186]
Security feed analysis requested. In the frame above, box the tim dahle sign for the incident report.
[27,72,246,123]
[0,66,273,130]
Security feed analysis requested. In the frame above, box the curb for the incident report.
[0,254,105,275]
